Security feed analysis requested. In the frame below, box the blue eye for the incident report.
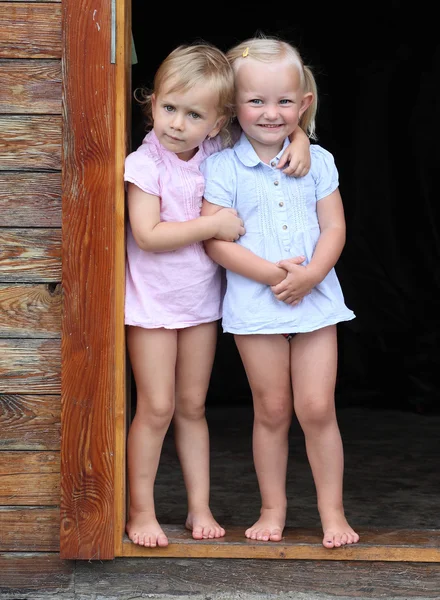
[280,99,292,105]
[164,105,174,113]
[189,112,201,120]
[250,99,263,105]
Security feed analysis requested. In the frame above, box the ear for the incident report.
[151,93,157,119]
[208,115,227,139]
[299,92,313,118]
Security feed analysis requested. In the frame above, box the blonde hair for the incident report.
[226,36,318,141]
[135,43,235,146]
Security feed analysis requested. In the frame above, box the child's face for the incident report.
[234,58,310,159]
[151,79,224,161]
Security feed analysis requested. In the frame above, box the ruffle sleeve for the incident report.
[124,146,160,197]
[310,144,339,201]
[200,148,236,209]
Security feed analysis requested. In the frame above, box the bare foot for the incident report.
[185,508,225,540]
[245,507,286,542]
[126,511,169,547]
[320,510,360,549]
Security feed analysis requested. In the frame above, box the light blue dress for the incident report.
[201,133,355,335]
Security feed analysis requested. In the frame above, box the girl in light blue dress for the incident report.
[201,36,359,549]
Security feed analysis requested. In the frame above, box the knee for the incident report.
[295,397,334,431]
[254,394,292,431]
[174,392,206,422]
[136,397,174,429]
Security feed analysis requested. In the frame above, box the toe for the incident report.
[270,529,282,542]
[192,526,203,540]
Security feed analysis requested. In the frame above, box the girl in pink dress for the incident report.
[124,42,311,548]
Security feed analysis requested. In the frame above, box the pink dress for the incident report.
[124,130,224,329]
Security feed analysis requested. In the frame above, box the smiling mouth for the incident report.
[258,124,283,128]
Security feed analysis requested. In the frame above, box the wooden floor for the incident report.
[1,552,440,599]
[121,526,440,562]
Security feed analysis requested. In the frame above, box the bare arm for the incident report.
[127,183,245,252]
[303,188,346,283]
[201,199,286,286]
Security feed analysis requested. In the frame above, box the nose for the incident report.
[170,112,184,130]
[263,104,279,120]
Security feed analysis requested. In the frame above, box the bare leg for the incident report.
[234,334,292,542]
[174,322,225,540]
[290,325,359,548]
[125,326,177,547]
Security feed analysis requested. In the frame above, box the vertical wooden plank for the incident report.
[114,0,130,556]
[60,0,116,559]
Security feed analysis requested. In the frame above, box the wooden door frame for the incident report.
[60,0,130,560]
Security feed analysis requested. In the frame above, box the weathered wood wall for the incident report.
[0,0,62,552]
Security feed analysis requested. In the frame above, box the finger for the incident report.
[277,257,305,268]
[283,165,301,177]
[277,151,290,169]
[281,162,298,175]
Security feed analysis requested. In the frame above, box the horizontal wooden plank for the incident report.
[0,172,61,227]
[0,507,59,551]
[0,451,59,505]
[0,553,73,594]
[0,3,62,59]
[0,283,61,337]
[0,229,61,282]
[74,557,440,597]
[0,59,61,113]
[0,116,61,170]
[0,338,60,394]
[0,394,60,450]
[121,526,440,562]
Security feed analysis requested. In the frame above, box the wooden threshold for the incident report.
[120,526,440,561]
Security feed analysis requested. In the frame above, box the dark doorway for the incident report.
[128,2,440,532]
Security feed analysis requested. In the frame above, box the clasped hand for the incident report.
[213,208,245,242]
[271,257,315,305]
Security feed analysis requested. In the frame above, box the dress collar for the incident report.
[233,132,290,167]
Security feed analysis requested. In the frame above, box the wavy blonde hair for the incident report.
[226,36,318,141]
[135,43,235,146]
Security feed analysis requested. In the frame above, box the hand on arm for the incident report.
[272,189,346,303]
[201,200,286,286]
[277,126,311,177]
[127,183,245,252]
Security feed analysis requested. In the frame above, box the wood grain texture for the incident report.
[0,451,59,505]
[0,172,61,227]
[0,59,61,113]
[0,116,61,170]
[61,0,116,560]
[0,394,60,450]
[0,284,61,337]
[121,526,440,562]
[0,3,62,59]
[0,229,61,283]
[0,553,73,594]
[0,507,59,551]
[0,338,60,394]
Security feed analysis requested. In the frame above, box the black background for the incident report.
[131,2,440,414]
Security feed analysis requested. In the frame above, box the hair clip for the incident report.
[242,47,249,58]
